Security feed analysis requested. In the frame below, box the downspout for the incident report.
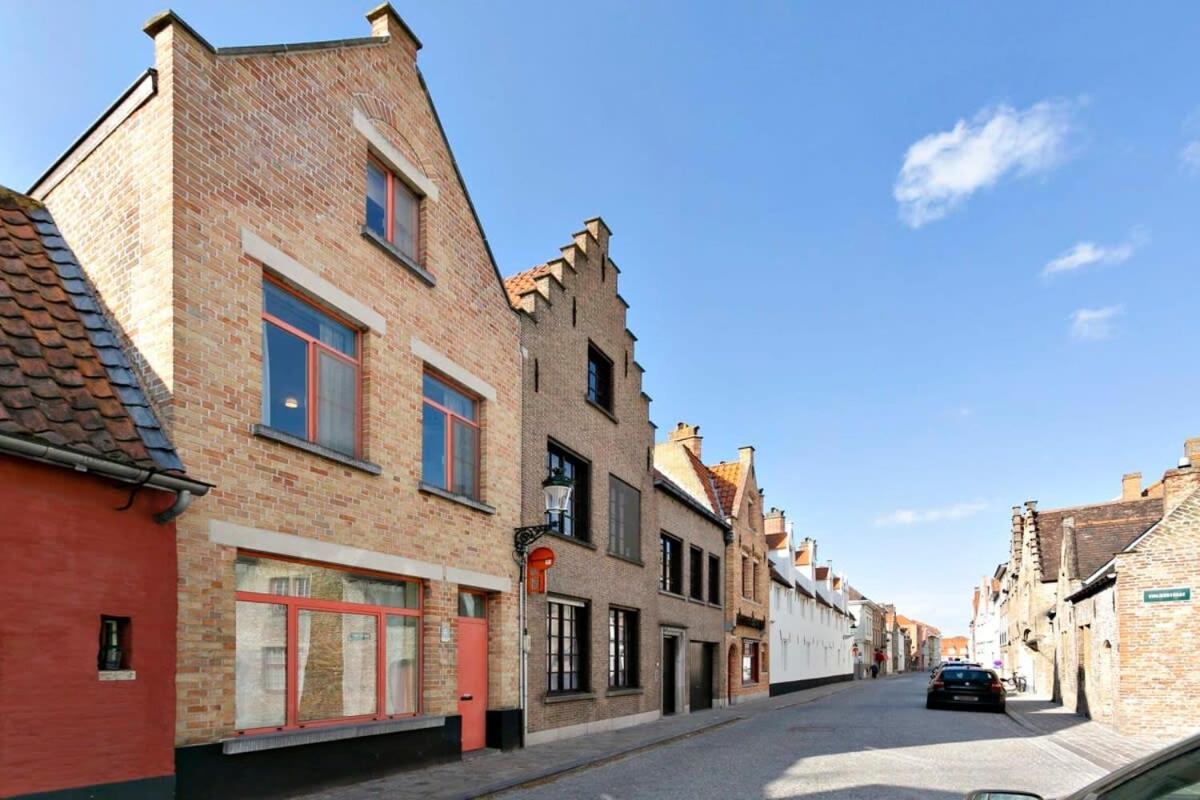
[0,433,212,522]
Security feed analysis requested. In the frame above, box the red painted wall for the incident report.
[0,455,177,797]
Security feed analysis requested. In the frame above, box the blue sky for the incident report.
[3,2,1198,634]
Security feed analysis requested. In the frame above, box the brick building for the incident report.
[0,187,211,799]
[655,424,770,704]
[32,6,523,795]
[1001,471,1162,698]
[1055,438,1200,737]
[504,219,663,743]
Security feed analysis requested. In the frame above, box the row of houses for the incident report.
[968,436,1200,737]
[0,7,896,800]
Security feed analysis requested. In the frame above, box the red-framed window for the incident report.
[261,277,363,457]
[233,553,421,734]
[366,158,420,262]
[421,371,481,500]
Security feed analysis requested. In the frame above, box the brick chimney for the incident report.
[1122,472,1142,501]
[765,507,786,536]
[668,422,702,459]
[1163,436,1200,513]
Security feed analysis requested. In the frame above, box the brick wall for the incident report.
[41,8,522,747]
[726,461,769,703]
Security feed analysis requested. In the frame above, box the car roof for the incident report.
[1064,731,1200,800]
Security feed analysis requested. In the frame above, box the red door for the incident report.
[456,594,488,751]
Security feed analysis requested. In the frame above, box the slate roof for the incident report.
[503,263,551,307]
[1035,497,1162,583]
[768,563,791,587]
[707,460,742,515]
[0,186,183,472]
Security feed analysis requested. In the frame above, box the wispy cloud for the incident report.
[894,100,1076,227]
[874,501,987,527]
[1069,305,1123,340]
[1181,141,1200,173]
[1043,232,1143,277]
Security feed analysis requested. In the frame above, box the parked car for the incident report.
[932,661,981,676]
[926,667,1005,712]
[965,729,1200,799]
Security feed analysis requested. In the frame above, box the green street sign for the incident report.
[1143,588,1191,603]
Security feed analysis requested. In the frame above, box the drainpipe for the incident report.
[0,433,212,521]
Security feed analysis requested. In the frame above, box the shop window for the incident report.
[234,554,420,733]
[261,279,361,457]
[422,371,481,499]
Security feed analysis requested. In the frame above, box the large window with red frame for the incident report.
[261,279,361,457]
[421,372,480,500]
[234,554,421,733]
[366,159,420,263]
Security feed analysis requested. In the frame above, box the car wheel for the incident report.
[926,698,937,710]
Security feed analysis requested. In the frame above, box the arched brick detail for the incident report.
[351,92,437,181]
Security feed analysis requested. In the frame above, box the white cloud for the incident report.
[874,501,987,527]
[1069,305,1123,340]
[1181,141,1200,173]
[1043,239,1134,276]
[894,100,1075,227]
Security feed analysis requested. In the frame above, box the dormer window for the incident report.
[366,159,420,263]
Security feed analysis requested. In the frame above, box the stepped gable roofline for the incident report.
[0,185,207,485]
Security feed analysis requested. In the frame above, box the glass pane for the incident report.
[236,556,418,609]
[366,162,387,239]
[263,281,356,356]
[422,373,476,420]
[422,404,447,489]
[262,322,308,439]
[386,615,419,715]
[458,592,486,618]
[452,419,478,498]
[392,180,418,259]
[317,351,358,455]
[236,600,287,729]
[297,610,377,722]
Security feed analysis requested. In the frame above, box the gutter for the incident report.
[0,432,212,522]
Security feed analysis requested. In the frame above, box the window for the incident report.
[458,591,486,618]
[261,279,361,456]
[689,546,704,600]
[608,476,640,560]
[752,561,760,602]
[422,372,481,499]
[547,442,590,541]
[98,616,131,671]
[742,639,760,684]
[742,556,751,598]
[608,608,638,688]
[1097,743,1200,800]
[587,343,613,411]
[365,159,420,262]
[547,599,587,693]
[708,554,721,604]
[660,533,682,594]
[234,554,420,732]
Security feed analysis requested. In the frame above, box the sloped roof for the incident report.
[707,460,742,515]
[1036,497,1163,583]
[0,186,183,472]
[502,263,551,307]
[765,530,788,550]
[815,566,830,580]
[768,563,791,587]
[683,447,723,516]
[652,467,729,531]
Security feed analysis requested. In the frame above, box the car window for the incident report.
[1100,746,1200,800]
[942,670,991,681]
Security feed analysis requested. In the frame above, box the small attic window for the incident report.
[572,297,577,327]
[586,343,613,412]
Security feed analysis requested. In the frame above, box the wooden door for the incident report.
[456,594,488,751]
[662,636,678,715]
[688,642,713,711]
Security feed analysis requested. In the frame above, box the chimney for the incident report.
[1122,472,1142,501]
[366,3,422,54]
[668,422,702,459]
[764,507,786,537]
[1163,436,1200,513]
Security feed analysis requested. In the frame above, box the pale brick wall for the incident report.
[511,219,662,735]
[41,8,522,746]
[726,463,769,703]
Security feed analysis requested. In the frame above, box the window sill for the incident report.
[687,595,709,605]
[418,481,496,515]
[605,686,644,698]
[222,715,445,754]
[252,425,382,475]
[607,551,644,567]
[658,589,687,601]
[584,396,618,424]
[98,670,136,681]
[361,226,436,287]
[543,529,597,550]
[544,691,596,705]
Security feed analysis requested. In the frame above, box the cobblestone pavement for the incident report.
[305,674,1176,800]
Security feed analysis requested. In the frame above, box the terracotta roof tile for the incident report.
[502,263,551,308]
[682,447,722,516]
[815,566,830,580]
[707,460,742,516]
[1034,497,1162,582]
[0,186,185,472]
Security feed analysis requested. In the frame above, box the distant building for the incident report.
[940,636,970,660]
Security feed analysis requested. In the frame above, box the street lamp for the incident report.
[514,468,574,745]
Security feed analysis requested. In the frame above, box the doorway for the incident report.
[662,635,678,715]
[688,641,714,711]
[456,591,488,751]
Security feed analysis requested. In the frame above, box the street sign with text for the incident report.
[1143,588,1191,603]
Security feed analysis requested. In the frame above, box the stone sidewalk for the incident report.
[1004,695,1174,772]
[295,679,867,800]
